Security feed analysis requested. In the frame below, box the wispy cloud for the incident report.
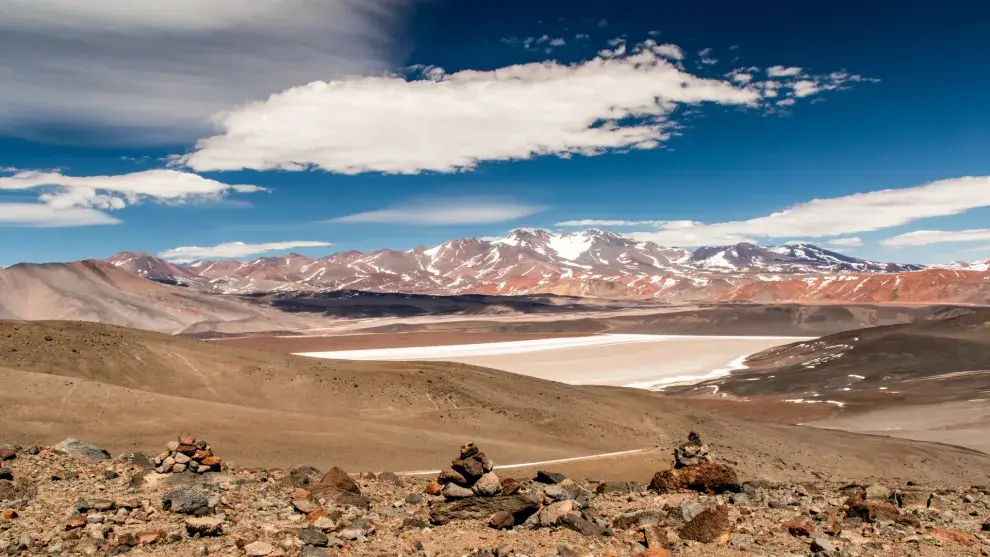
[159,241,333,263]
[827,236,863,247]
[564,176,990,246]
[0,203,121,227]
[0,169,265,213]
[882,229,990,247]
[555,219,691,228]
[328,197,544,225]
[181,40,870,175]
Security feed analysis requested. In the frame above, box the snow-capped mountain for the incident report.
[931,259,990,272]
[95,229,990,304]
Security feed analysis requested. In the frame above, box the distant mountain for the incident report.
[931,259,990,272]
[90,229,990,303]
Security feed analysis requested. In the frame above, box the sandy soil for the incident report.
[212,332,591,353]
[2,320,989,485]
[297,334,806,389]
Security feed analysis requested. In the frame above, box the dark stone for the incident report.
[535,471,567,485]
[452,458,485,480]
[402,517,429,530]
[378,471,401,485]
[161,488,209,515]
[52,439,110,462]
[404,493,424,505]
[333,492,372,509]
[311,466,361,497]
[288,466,323,490]
[489,510,515,530]
[613,510,665,530]
[595,482,645,495]
[300,547,329,557]
[0,449,15,461]
[298,525,329,547]
[438,467,469,486]
[559,513,605,537]
[118,452,154,469]
[500,477,522,495]
[104,470,120,480]
[679,506,731,543]
[431,494,540,525]
[0,469,11,481]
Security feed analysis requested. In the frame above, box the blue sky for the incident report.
[1,0,988,266]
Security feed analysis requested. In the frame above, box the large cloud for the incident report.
[0,169,265,211]
[329,197,544,225]
[598,176,990,246]
[159,241,333,263]
[181,40,866,174]
[0,0,410,141]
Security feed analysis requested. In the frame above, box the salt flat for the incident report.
[297,334,807,389]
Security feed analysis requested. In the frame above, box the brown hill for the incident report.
[1,320,988,485]
[0,260,317,334]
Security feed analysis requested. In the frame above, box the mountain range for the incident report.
[1,229,988,333]
[98,228,988,303]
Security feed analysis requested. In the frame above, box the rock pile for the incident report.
[674,431,711,468]
[434,442,501,500]
[152,432,222,474]
[650,432,740,495]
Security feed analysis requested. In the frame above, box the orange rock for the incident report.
[424,480,443,495]
[361,472,377,480]
[201,456,222,467]
[293,488,311,500]
[640,549,673,557]
[1,509,16,520]
[306,508,328,524]
[931,528,975,546]
[178,432,196,445]
[782,520,815,537]
[679,506,731,544]
[192,449,212,460]
[136,530,165,544]
[650,462,740,494]
[64,515,87,529]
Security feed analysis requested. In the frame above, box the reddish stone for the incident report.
[650,462,741,494]
[177,444,197,456]
[293,488,311,500]
[136,530,166,544]
[360,472,377,480]
[500,477,522,496]
[192,449,212,460]
[1,509,16,520]
[679,505,731,544]
[178,432,196,446]
[931,528,975,546]
[782,521,815,537]
[306,508,328,524]
[0,449,15,461]
[640,550,673,557]
[65,515,87,529]
[201,456,222,467]
[311,466,361,497]
[847,500,900,522]
[424,480,443,496]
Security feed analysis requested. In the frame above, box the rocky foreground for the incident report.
[1,435,988,557]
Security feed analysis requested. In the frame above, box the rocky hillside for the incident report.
[0,434,987,557]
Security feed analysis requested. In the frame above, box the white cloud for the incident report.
[651,43,684,61]
[181,41,863,174]
[159,241,333,263]
[555,219,689,228]
[767,65,803,77]
[0,0,409,141]
[882,229,990,247]
[549,38,566,47]
[329,198,544,225]
[827,236,863,247]
[0,203,120,227]
[605,176,990,246]
[0,169,265,211]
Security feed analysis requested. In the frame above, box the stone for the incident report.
[402,517,429,530]
[298,525,328,547]
[536,470,568,485]
[559,513,605,537]
[288,466,322,489]
[649,462,740,494]
[178,432,196,446]
[0,509,16,520]
[443,483,474,499]
[501,477,522,495]
[438,467,469,486]
[300,547,329,557]
[104,469,120,480]
[334,492,372,509]
[293,499,319,514]
[473,472,502,497]
[65,515,87,529]
[596,482,645,495]
[173,463,188,473]
[136,530,166,544]
[0,449,15,461]
[52,439,110,461]
[163,456,176,469]
[196,465,211,473]
[424,480,443,495]
[931,527,975,546]
[613,510,665,530]
[811,535,838,554]
[680,498,704,523]
[378,471,401,485]
[452,458,485,480]
[638,550,672,557]
[166,441,180,451]
[162,488,209,515]
[311,466,361,497]
[782,521,815,537]
[864,484,891,501]
[0,469,11,481]
[174,452,191,464]
[489,509,515,530]
[185,516,224,536]
[431,493,541,525]
[679,506,731,544]
[538,499,575,526]
[27,445,39,455]
[846,500,900,523]
[244,541,275,556]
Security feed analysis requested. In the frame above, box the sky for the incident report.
[1,0,989,266]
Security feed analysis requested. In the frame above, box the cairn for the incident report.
[674,431,712,469]
[153,432,222,474]
[435,442,501,500]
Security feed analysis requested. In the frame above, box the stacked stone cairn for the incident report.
[152,432,222,474]
[674,431,712,468]
[435,442,501,500]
